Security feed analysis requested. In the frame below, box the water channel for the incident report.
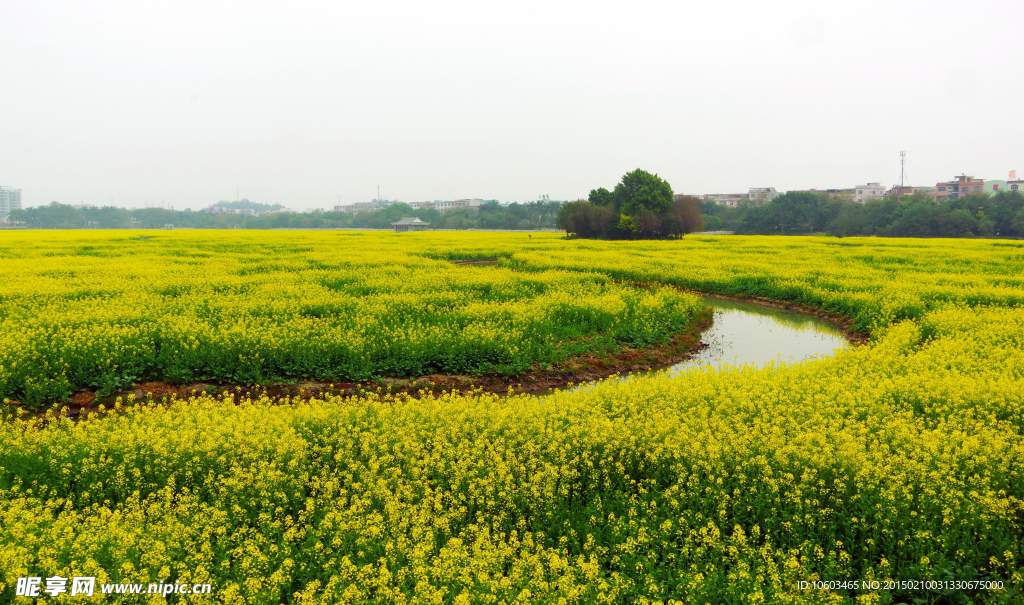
[669,296,851,373]
[541,296,850,397]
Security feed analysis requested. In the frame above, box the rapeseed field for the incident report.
[0,231,702,406]
[1,231,1022,604]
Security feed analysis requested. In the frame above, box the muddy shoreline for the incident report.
[694,291,869,345]
[8,289,868,420]
[14,309,715,420]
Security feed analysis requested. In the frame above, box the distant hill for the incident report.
[210,199,284,211]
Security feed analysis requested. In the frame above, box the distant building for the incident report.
[853,183,886,203]
[405,199,483,212]
[692,188,779,207]
[1009,180,1024,192]
[788,188,856,198]
[209,207,255,215]
[695,193,748,207]
[451,198,483,210]
[982,180,1008,194]
[0,186,22,217]
[334,199,399,213]
[391,217,431,232]
[935,175,984,201]
[748,187,782,203]
[888,186,937,202]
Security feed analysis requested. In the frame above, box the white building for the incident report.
[333,199,399,213]
[407,199,483,212]
[748,187,781,203]
[452,198,483,209]
[854,183,886,203]
[691,188,779,207]
[0,186,22,217]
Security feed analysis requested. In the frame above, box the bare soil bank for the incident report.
[13,287,868,420]
[26,308,713,420]
[695,291,870,345]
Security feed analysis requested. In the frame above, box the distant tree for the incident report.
[557,200,616,237]
[211,199,283,211]
[557,200,590,235]
[9,202,83,229]
[588,187,615,206]
[669,195,705,234]
[1012,207,1024,235]
[571,171,706,239]
[83,206,131,229]
[773,192,815,233]
[862,197,900,234]
[636,208,662,238]
[613,169,673,215]
[936,209,978,237]
[990,191,1024,235]
[703,215,724,231]
[616,214,639,235]
[808,195,852,232]
[737,204,776,235]
[826,207,869,237]
[591,204,618,236]
[882,199,939,237]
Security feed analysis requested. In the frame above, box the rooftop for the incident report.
[391,217,430,226]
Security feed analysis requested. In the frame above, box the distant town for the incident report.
[0,186,23,219]
[2,170,1022,239]
[695,172,1021,208]
[3,171,1021,221]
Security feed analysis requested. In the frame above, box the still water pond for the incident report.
[669,296,851,373]
[540,296,851,398]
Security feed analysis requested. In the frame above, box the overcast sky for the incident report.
[3,0,1022,210]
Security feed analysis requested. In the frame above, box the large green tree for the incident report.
[588,187,615,206]
[613,169,674,215]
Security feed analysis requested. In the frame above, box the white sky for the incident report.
[2,0,1022,210]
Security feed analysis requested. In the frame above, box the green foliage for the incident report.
[564,171,701,239]
[616,213,639,234]
[210,198,284,211]
[7,202,85,229]
[588,187,614,206]
[8,201,564,231]
[703,214,723,230]
[722,190,1024,238]
[613,168,674,215]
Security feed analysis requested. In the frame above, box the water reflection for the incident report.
[669,297,850,373]
[537,296,851,399]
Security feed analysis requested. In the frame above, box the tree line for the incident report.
[557,169,704,239]
[5,200,563,231]
[708,190,1024,237]
[14,188,1023,239]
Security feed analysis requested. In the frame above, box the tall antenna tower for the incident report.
[899,151,907,187]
